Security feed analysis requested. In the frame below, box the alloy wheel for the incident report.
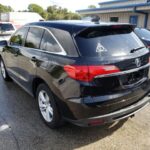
[38,90,54,122]
[1,61,6,79]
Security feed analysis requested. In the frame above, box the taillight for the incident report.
[64,65,120,82]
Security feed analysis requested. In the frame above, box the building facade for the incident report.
[77,0,150,29]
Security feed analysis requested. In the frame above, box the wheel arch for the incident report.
[32,76,65,117]
[32,77,47,98]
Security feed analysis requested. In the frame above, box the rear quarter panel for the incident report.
[36,53,84,101]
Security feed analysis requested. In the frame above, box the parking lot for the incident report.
[0,75,149,150]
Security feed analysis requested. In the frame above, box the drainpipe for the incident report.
[144,13,148,28]
[133,6,148,28]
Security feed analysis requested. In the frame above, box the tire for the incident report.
[0,59,11,81]
[36,83,64,128]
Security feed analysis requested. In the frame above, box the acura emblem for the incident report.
[135,58,141,67]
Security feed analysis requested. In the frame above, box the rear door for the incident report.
[3,27,29,80]
[17,27,44,93]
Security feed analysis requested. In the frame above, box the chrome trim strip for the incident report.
[114,103,149,121]
[66,96,150,127]
[10,75,34,97]
[89,96,150,120]
[7,68,28,82]
[8,25,67,56]
[95,63,150,78]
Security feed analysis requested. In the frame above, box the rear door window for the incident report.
[50,28,78,56]
[25,27,44,49]
[40,30,64,54]
[75,26,145,57]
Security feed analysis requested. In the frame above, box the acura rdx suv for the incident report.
[0,21,150,128]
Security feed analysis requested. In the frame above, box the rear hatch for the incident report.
[74,24,150,113]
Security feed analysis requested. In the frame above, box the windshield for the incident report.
[0,23,15,31]
[75,26,145,57]
[134,28,150,40]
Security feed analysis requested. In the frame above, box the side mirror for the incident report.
[0,40,8,46]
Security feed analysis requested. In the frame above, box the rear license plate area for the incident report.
[120,68,148,86]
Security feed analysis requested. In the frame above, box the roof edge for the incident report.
[77,2,150,13]
[99,0,129,5]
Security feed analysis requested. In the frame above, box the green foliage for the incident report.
[28,3,47,19]
[88,5,96,9]
[0,3,81,20]
[0,4,13,12]
[46,5,81,20]
[27,4,81,20]
[28,4,44,14]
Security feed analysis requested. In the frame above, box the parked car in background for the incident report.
[0,22,15,41]
[134,28,150,48]
[0,21,150,128]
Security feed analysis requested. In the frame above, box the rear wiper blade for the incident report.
[130,47,145,53]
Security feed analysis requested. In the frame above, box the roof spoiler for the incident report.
[74,24,135,37]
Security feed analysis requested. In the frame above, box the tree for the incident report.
[28,4,44,14]
[28,4,47,19]
[0,4,13,12]
[40,11,48,19]
[27,4,80,20]
[47,5,81,20]
[88,5,96,9]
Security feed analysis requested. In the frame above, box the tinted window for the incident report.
[40,30,62,53]
[10,27,29,46]
[25,27,44,49]
[0,23,15,31]
[50,28,78,56]
[110,17,118,22]
[134,28,150,40]
[75,26,145,57]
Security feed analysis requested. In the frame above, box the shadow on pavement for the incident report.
[0,76,128,150]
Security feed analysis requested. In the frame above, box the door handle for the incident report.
[31,56,38,62]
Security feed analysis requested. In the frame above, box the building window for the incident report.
[129,16,138,26]
[110,17,119,22]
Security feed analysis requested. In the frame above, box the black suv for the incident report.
[0,21,150,128]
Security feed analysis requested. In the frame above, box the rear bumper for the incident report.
[66,95,150,127]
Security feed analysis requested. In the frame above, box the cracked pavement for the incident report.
[0,75,150,150]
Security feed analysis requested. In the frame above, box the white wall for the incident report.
[97,12,145,28]
[147,14,150,29]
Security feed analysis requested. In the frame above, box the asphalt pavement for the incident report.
[0,75,150,150]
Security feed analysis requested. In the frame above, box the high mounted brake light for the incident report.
[64,65,120,82]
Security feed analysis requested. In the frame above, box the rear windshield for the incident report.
[134,28,150,40]
[75,26,145,57]
[0,23,15,31]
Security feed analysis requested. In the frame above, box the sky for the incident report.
[0,0,112,12]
